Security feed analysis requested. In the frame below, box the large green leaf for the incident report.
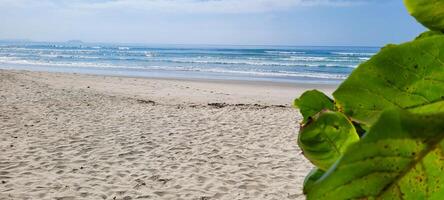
[404,0,444,31]
[333,33,444,128]
[306,109,444,200]
[294,90,335,123]
[410,100,444,115]
[415,31,444,40]
[298,110,359,171]
[303,168,325,194]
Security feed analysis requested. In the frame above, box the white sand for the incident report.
[0,69,336,200]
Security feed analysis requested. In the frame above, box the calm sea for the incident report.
[0,42,378,84]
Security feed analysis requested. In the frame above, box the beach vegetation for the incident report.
[294,0,444,199]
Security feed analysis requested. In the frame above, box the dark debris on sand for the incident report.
[207,103,287,109]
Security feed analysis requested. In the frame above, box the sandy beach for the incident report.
[0,69,336,200]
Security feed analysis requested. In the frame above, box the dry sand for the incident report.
[0,69,336,200]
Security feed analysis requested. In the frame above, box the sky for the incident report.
[0,0,426,46]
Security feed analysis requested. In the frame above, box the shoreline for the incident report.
[1,69,337,106]
[0,65,341,88]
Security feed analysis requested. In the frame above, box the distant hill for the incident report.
[66,40,84,44]
[0,39,32,43]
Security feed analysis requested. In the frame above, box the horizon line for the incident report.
[0,39,381,48]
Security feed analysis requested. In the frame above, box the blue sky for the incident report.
[0,0,426,46]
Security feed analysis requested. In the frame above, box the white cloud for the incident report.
[0,0,382,14]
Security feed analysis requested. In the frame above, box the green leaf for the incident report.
[303,168,325,194]
[409,100,444,115]
[298,110,359,171]
[294,90,335,123]
[306,109,444,200]
[333,34,444,128]
[404,0,444,31]
[415,31,444,41]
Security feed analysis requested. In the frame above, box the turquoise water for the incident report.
[0,42,378,84]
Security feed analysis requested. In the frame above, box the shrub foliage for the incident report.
[294,1,444,199]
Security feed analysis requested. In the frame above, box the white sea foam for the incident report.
[282,56,327,62]
[186,68,347,79]
[152,58,357,68]
[331,52,375,56]
[37,54,101,59]
[0,56,347,80]
[0,57,121,68]
[0,55,358,70]
[145,52,156,57]
[143,65,346,79]
[265,50,306,55]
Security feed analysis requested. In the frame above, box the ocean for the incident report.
[0,42,378,84]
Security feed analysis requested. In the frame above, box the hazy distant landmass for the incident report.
[0,39,32,43]
[0,39,87,44]
[66,40,84,44]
